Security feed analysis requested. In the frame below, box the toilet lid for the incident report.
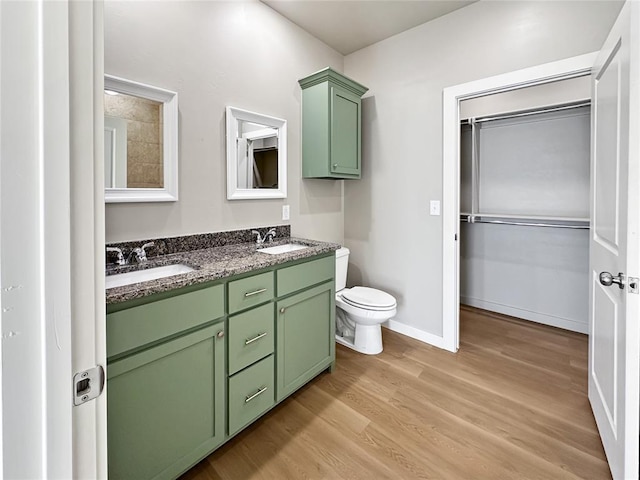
[341,287,396,310]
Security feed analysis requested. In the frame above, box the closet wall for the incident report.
[459,78,591,334]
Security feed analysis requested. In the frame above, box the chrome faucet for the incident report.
[252,230,265,245]
[265,228,277,243]
[127,242,155,263]
[106,247,126,266]
[252,229,277,245]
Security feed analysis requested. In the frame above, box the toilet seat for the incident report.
[341,286,396,311]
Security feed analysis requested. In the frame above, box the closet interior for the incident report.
[459,77,591,334]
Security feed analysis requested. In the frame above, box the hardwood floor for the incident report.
[181,307,610,479]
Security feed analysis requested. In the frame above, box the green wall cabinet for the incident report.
[106,252,335,479]
[298,67,368,179]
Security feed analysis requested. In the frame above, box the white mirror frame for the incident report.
[226,106,287,200]
[104,74,179,203]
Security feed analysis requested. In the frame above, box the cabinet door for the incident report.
[107,323,225,480]
[330,86,361,177]
[276,282,335,402]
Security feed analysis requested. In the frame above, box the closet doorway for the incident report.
[441,53,597,353]
[459,88,591,334]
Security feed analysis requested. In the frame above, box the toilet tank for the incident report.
[335,247,350,291]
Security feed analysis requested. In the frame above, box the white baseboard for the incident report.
[460,296,589,334]
[383,319,449,350]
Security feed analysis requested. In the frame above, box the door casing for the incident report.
[441,52,597,353]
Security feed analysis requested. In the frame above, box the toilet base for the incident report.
[335,323,383,355]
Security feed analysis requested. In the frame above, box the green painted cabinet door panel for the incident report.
[228,302,275,375]
[107,284,224,359]
[276,282,335,402]
[228,354,275,435]
[330,86,361,176]
[228,271,274,314]
[277,254,334,297]
[107,323,225,480]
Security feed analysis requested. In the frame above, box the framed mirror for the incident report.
[226,106,287,200]
[104,74,178,203]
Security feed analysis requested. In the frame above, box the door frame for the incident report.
[441,52,597,353]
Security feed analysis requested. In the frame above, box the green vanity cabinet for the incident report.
[107,322,226,480]
[106,251,336,479]
[298,67,368,179]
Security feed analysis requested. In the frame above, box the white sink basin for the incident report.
[258,243,309,255]
[106,264,195,289]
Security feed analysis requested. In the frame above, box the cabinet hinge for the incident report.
[73,365,105,406]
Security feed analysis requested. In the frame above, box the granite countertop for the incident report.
[106,237,340,305]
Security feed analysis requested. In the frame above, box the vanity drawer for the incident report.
[277,254,334,297]
[228,303,275,375]
[228,271,274,314]
[228,355,275,435]
[107,284,224,359]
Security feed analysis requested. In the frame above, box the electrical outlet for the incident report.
[282,204,290,220]
[430,200,440,216]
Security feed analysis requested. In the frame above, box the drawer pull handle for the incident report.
[244,288,267,297]
[245,332,267,345]
[245,386,268,403]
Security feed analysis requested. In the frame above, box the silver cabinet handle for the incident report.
[245,332,267,345]
[279,307,285,314]
[216,330,225,338]
[244,288,267,297]
[245,386,268,403]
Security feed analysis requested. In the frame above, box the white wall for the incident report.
[343,1,623,340]
[104,1,344,244]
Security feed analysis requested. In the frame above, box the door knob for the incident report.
[599,271,625,289]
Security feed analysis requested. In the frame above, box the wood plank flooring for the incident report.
[180,307,610,479]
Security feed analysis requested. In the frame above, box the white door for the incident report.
[589,2,640,479]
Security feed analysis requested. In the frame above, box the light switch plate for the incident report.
[430,200,441,216]
[282,204,290,220]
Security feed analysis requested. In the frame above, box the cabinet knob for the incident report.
[216,330,225,338]
[333,163,338,168]
[280,307,286,314]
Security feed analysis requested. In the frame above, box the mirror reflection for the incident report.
[226,106,287,200]
[104,91,164,189]
[236,120,279,189]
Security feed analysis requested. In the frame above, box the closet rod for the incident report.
[460,216,589,230]
[464,101,590,124]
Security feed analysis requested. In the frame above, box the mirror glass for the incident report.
[104,75,178,203]
[226,107,287,200]
[104,92,164,189]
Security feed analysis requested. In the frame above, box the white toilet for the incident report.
[334,247,397,355]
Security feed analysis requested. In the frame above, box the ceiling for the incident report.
[261,0,478,55]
